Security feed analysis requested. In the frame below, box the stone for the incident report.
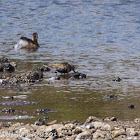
[75,131,93,140]
[126,128,139,136]
[85,116,100,124]
[91,122,112,131]
[134,118,140,123]
[112,129,126,137]
[72,127,82,134]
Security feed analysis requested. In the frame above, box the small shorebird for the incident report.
[49,62,75,74]
[14,33,39,50]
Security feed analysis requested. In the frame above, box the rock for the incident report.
[103,94,118,99]
[35,118,46,126]
[34,108,57,114]
[85,116,100,124]
[73,72,86,79]
[0,57,16,72]
[110,117,117,121]
[47,120,57,125]
[104,117,117,122]
[72,127,82,134]
[92,130,112,139]
[112,129,126,137]
[37,65,51,72]
[134,118,140,123]
[90,122,112,131]
[126,128,139,136]
[1,108,16,113]
[75,131,93,140]
[128,104,135,109]
[26,71,43,81]
[112,77,122,82]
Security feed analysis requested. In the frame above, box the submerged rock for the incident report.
[73,72,86,79]
[1,69,43,86]
[37,65,51,72]
[26,70,43,81]
[34,108,57,114]
[112,77,122,82]
[0,57,16,72]
[1,108,16,113]
[128,104,135,109]
[103,94,118,99]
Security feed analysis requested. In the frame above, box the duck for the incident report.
[14,33,39,50]
[49,62,76,74]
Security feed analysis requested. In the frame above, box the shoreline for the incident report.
[0,116,140,139]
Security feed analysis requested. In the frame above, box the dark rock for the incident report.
[0,57,9,63]
[73,72,86,79]
[0,57,16,72]
[35,118,46,126]
[1,108,16,113]
[26,71,43,81]
[103,94,118,99]
[37,65,51,72]
[113,77,122,82]
[110,117,117,121]
[128,104,135,109]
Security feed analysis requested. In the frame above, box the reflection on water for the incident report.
[0,0,140,122]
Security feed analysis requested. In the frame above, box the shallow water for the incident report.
[0,0,140,123]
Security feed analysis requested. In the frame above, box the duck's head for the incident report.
[71,65,76,73]
[32,33,38,42]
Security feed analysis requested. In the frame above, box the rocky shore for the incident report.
[0,116,140,140]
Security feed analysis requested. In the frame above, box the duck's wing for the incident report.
[50,63,69,69]
[14,38,29,50]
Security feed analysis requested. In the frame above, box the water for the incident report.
[0,0,140,123]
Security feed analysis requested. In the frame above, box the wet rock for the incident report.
[0,57,9,63]
[1,108,16,113]
[128,104,135,109]
[35,118,46,126]
[110,117,117,121]
[73,72,86,79]
[26,70,43,81]
[112,77,122,82]
[112,128,126,137]
[103,94,118,99]
[37,65,51,72]
[85,116,100,124]
[104,117,117,122]
[0,57,16,72]
[34,108,57,114]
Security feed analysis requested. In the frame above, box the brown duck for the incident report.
[50,62,75,74]
[14,33,39,50]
